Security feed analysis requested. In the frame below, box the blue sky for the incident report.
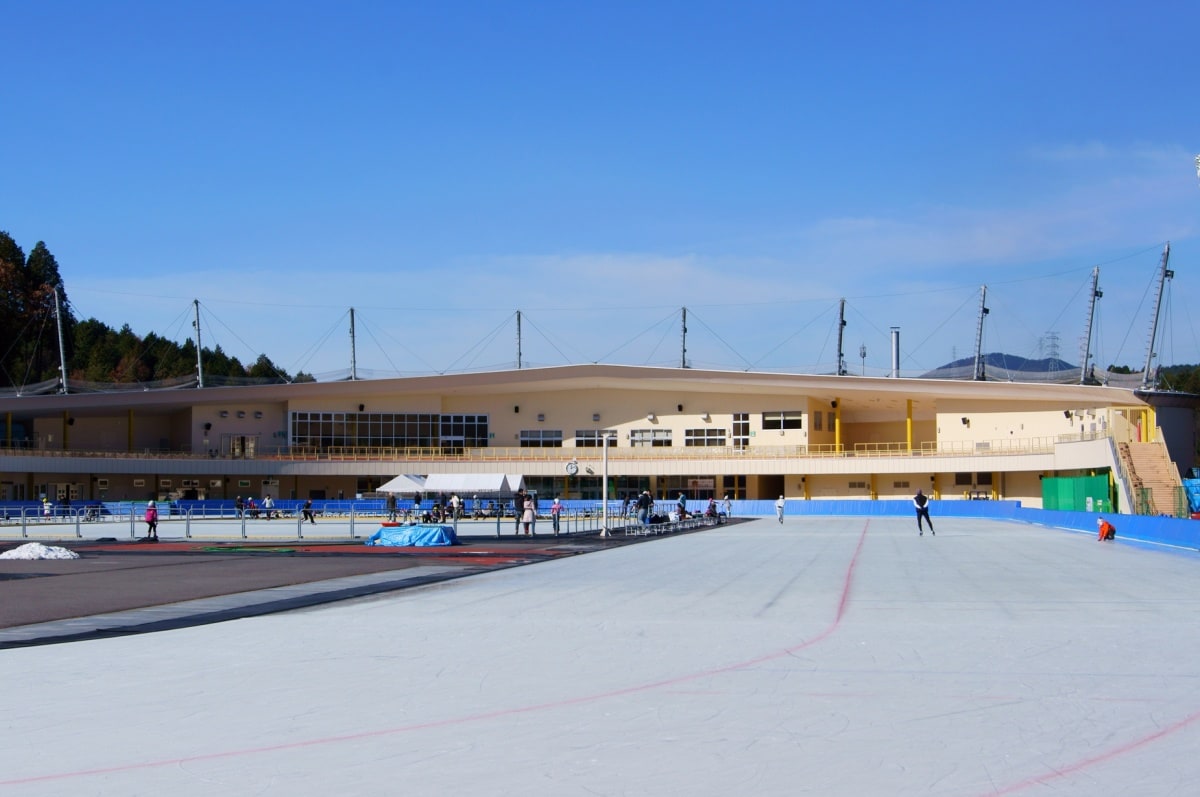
[3,1,1198,380]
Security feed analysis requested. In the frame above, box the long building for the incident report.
[1,364,1194,512]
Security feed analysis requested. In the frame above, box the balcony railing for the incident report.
[0,431,1108,464]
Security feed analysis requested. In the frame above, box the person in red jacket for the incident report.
[1097,517,1115,541]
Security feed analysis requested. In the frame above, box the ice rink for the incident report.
[2,515,1198,796]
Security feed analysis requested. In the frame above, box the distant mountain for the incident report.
[922,353,1077,378]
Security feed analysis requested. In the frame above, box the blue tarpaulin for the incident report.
[366,524,459,547]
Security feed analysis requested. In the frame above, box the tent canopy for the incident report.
[421,473,524,495]
[377,474,427,494]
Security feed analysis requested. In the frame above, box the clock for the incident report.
[565,460,579,476]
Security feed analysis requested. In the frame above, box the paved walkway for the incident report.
[1,516,1198,796]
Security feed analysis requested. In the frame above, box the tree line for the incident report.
[0,231,309,389]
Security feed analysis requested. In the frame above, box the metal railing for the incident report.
[0,431,1112,464]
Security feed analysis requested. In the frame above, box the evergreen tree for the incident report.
[0,232,28,384]
[247,353,290,382]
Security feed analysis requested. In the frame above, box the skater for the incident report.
[1097,517,1115,541]
[513,488,527,533]
[144,500,159,541]
[235,495,245,519]
[723,494,732,518]
[550,496,562,534]
[302,498,316,524]
[775,495,785,523]
[522,493,535,535]
[385,492,397,521]
[914,489,934,535]
[636,490,652,526]
[677,492,688,520]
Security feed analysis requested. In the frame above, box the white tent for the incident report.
[421,473,523,494]
[377,474,427,494]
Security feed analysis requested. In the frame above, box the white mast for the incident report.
[1140,243,1172,390]
[54,286,69,394]
[1079,267,1102,385]
[192,299,204,389]
[972,286,989,381]
[680,307,688,368]
[349,307,358,381]
[836,299,847,375]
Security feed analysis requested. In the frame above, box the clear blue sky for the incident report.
[3,1,1198,379]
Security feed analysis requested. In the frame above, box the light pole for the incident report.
[600,431,616,536]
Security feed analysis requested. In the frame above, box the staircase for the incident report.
[1122,441,1185,517]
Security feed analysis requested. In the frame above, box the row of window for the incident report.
[290,411,810,450]
[291,412,489,449]
[520,429,736,447]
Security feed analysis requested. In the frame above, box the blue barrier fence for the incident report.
[5,497,1198,550]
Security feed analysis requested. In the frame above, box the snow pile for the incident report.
[0,542,80,560]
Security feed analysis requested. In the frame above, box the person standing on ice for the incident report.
[144,500,159,542]
[914,489,934,536]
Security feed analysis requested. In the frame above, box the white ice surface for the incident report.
[1,517,1198,796]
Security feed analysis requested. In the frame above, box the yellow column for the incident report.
[906,399,913,452]
[1146,406,1157,443]
[834,398,842,451]
[869,473,877,500]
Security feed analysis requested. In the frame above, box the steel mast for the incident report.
[972,286,989,381]
[192,299,204,388]
[1140,243,1173,390]
[1079,267,1102,385]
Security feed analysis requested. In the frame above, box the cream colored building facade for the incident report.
[0,364,1176,510]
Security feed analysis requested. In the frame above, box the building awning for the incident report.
[377,474,427,494]
[421,473,523,495]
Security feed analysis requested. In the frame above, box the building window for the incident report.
[290,412,488,450]
[762,411,803,430]
[684,428,727,446]
[954,472,973,486]
[813,411,823,432]
[575,430,608,447]
[520,430,563,447]
[630,428,672,447]
[731,413,749,450]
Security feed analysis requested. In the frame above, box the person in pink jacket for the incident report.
[144,500,159,542]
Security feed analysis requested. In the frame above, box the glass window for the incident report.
[630,429,672,447]
[520,430,564,447]
[684,428,727,446]
[291,411,489,450]
[762,411,803,430]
